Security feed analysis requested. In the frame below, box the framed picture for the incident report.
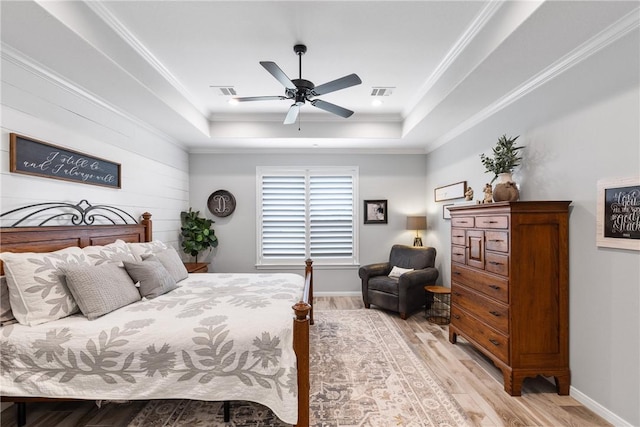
[434,181,466,202]
[443,204,454,219]
[364,200,387,224]
[596,176,640,251]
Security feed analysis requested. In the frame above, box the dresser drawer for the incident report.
[451,228,466,246]
[451,245,466,264]
[451,217,474,228]
[476,215,509,229]
[451,264,508,303]
[451,284,508,334]
[485,231,508,253]
[485,251,509,276]
[451,305,509,364]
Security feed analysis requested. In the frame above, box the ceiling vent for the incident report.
[211,86,237,96]
[370,87,394,97]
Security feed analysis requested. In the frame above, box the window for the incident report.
[257,166,358,267]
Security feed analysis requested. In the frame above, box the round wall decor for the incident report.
[207,190,236,217]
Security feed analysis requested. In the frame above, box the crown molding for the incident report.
[1,43,184,149]
[427,6,640,153]
[85,1,206,115]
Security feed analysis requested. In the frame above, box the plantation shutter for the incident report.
[309,175,354,258]
[258,167,358,266]
[261,175,306,259]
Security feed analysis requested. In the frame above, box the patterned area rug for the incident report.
[128,309,468,426]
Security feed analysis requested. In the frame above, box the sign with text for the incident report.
[596,176,640,251]
[10,133,121,189]
[604,185,640,239]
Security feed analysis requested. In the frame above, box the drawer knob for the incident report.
[453,314,460,319]
[489,285,501,290]
[489,339,500,346]
[453,271,461,275]
[488,261,503,266]
[489,239,504,243]
[489,311,500,317]
[488,220,498,224]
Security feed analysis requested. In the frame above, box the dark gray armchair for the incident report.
[359,245,439,319]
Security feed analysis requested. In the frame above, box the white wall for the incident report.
[0,56,190,247]
[188,152,427,294]
[424,86,639,426]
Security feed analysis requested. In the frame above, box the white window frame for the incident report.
[256,166,359,268]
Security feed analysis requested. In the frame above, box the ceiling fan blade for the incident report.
[260,61,297,90]
[311,73,362,96]
[283,104,300,125]
[310,99,354,118]
[233,96,288,102]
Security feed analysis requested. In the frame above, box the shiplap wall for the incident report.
[0,56,189,247]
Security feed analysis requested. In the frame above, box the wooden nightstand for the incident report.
[184,263,208,273]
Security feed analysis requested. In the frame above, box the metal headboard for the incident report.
[0,200,138,227]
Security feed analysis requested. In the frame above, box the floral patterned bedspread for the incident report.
[0,273,304,424]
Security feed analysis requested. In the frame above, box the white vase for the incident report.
[493,172,520,202]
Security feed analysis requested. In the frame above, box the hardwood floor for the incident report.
[1,297,611,427]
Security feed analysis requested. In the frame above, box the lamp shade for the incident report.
[406,216,427,230]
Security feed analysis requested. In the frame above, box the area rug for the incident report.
[127,309,468,426]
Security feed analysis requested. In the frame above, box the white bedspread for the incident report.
[0,273,304,424]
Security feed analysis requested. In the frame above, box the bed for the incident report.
[0,201,313,427]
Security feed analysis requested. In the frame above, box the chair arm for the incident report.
[398,267,439,289]
[358,262,391,280]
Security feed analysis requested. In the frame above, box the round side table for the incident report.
[424,285,451,325]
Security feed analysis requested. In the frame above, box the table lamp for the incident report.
[406,216,427,246]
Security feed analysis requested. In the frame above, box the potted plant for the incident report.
[180,208,218,263]
[480,134,523,201]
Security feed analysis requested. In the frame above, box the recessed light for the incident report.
[228,98,239,105]
[372,99,383,106]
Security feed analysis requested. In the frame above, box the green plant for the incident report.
[180,208,218,262]
[480,134,524,183]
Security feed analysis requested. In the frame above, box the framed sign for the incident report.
[596,176,640,250]
[10,133,121,189]
[434,181,466,202]
[364,200,387,224]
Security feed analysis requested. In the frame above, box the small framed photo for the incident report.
[434,181,466,202]
[596,176,640,251]
[443,204,454,219]
[364,200,387,224]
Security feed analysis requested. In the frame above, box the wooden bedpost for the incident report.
[305,259,314,325]
[293,300,311,427]
[141,212,152,242]
[293,259,313,427]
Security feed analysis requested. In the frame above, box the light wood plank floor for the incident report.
[1,297,611,427]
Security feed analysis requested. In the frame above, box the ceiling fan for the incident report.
[232,44,362,124]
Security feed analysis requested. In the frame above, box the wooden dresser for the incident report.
[448,201,571,396]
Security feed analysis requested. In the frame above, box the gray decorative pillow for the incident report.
[0,247,85,326]
[142,247,188,283]
[61,263,141,320]
[123,260,177,299]
[0,276,16,326]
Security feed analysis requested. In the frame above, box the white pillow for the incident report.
[388,266,414,279]
[82,239,137,266]
[0,247,87,325]
[127,240,169,261]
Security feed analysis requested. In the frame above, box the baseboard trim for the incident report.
[315,291,362,297]
[570,386,633,427]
